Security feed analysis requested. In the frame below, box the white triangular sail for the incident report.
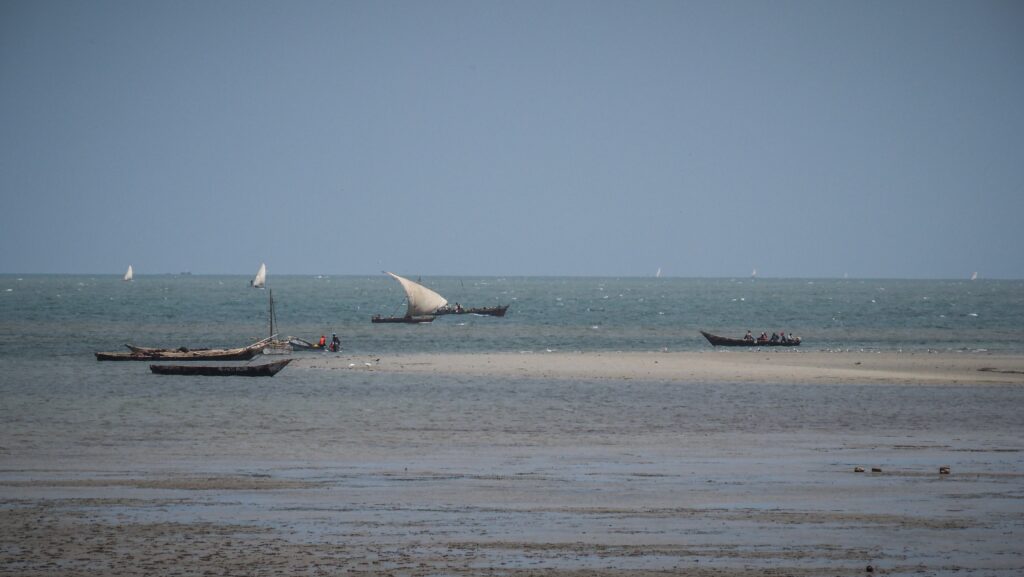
[971,271,978,281]
[656,267,662,278]
[123,265,133,281]
[252,263,267,288]
[386,272,448,316]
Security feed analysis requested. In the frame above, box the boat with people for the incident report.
[700,330,801,347]
[251,263,267,289]
[434,304,509,317]
[150,358,292,377]
[372,272,509,323]
[288,333,341,351]
[96,336,276,361]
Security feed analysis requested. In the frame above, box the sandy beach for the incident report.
[300,349,1024,386]
[2,351,1023,576]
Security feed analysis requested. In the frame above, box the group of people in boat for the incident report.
[744,330,801,344]
[316,333,342,352]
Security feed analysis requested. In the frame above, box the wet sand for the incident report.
[2,351,1023,576]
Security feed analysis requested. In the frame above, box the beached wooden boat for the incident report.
[287,337,322,350]
[96,336,275,361]
[288,336,341,351]
[700,330,801,347]
[150,358,292,377]
[372,272,509,323]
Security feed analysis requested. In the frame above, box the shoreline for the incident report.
[294,349,1024,386]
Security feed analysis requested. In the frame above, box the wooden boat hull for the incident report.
[150,358,292,377]
[371,315,435,324]
[436,305,509,317]
[96,336,275,361]
[700,330,800,347]
[288,337,323,350]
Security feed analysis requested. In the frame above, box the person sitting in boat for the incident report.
[318,335,326,349]
[758,332,769,343]
[789,333,800,344]
[744,330,754,342]
[330,333,341,352]
[770,332,779,343]
[780,331,788,343]
[455,302,463,313]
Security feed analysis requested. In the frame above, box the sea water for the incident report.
[2,275,1023,576]
[2,274,1022,359]
[2,274,1023,464]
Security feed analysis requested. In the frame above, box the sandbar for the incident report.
[297,349,1024,385]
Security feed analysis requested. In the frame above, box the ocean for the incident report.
[2,274,1022,358]
[2,275,1023,575]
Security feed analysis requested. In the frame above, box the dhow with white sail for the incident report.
[372,272,447,323]
[251,263,267,289]
[371,272,510,323]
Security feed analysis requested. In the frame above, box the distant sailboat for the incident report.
[123,265,133,282]
[751,268,758,279]
[656,267,662,278]
[251,263,267,289]
[971,271,978,281]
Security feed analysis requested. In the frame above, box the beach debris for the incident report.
[854,466,865,473]
[871,467,882,473]
[939,466,951,475]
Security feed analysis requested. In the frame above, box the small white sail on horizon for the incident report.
[123,265,133,282]
[656,267,662,278]
[751,267,758,279]
[971,271,978,281]
[252,263,267,289]
[386,272,448,317]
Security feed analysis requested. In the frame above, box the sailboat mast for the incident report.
[268,289,276,337]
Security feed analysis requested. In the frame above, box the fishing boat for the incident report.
[251,263,267,289]
[371,272,451,323]
[287,337,323,350]
[96,336,276,361]
[435,304,509,317]
[700,330,801,347]
[150,358,292,377]
[371,314,436,324]
[123,265,133,282]
[372,272,509,322]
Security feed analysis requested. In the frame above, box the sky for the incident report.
[1,0,1022,278]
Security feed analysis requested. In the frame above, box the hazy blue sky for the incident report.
[2,0,1022,278]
